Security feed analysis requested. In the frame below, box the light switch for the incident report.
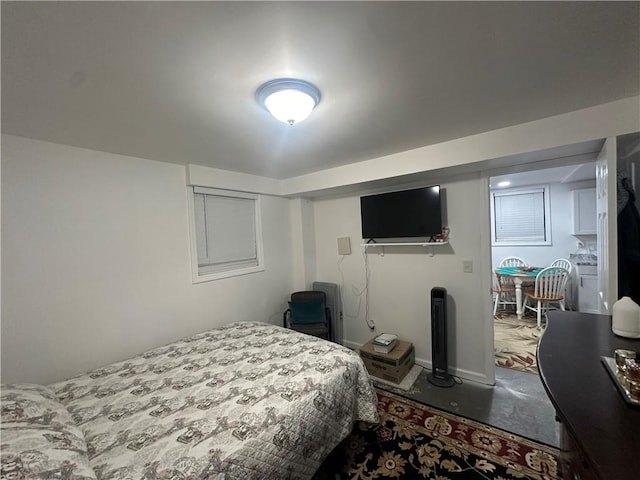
[463,260,473,273]
[337,237,351,255]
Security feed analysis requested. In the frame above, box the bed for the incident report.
[1,321,379,480]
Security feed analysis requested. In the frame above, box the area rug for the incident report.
[494,311,542,374]
[314,389,559,480]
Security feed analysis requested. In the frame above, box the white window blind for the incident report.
[190,186,264,281]
[491,186,551,245]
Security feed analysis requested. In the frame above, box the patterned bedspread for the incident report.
[49,322,379,480]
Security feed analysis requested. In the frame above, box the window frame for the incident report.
[187,186,265,283]
[490,184,552,246]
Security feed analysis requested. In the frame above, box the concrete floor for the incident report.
[377,366,560,447]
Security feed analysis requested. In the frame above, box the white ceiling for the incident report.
[2,2,639,180]
[489,163,596,190]
[489,132,640,190]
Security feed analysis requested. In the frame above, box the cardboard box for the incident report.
[359,338,414,384]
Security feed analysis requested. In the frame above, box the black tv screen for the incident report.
[360,185,442,239]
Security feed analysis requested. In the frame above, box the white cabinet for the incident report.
[578,267,599,314]
[572,188,596,235]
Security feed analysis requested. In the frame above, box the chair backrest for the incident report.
[291,291,326,303]
[288,291,328,325]
[499,256,527,268]
[533,267,569,299]
[550,258,572,274]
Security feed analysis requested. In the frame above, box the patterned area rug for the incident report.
[314,388,560,480]
[494,311,542,374]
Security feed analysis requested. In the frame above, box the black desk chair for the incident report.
[283,291,331,340]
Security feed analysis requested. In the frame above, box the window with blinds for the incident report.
[490,186,552,246]
[189,186,264,282]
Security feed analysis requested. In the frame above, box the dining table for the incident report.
[494,266,542,319]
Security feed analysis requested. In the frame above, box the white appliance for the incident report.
[612,296,640,339]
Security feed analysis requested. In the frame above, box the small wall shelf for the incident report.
[360,241,448,257]
[360,242,448,247]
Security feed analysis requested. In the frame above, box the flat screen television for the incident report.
[360,185,442,240]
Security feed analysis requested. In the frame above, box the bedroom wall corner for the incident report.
[0,135,295,384]
[289,197,317,291]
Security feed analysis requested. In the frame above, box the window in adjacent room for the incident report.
[490,185,552,246]
[188,186,264,282]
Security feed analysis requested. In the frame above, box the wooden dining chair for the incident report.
[550,258,572,275]
[493,257,528,314]
[523,266,569,327]
[499,257,528,269]
[550,258,574,307]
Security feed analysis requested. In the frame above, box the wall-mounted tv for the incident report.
[360,185,442,240]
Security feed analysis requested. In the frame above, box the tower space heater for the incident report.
[427,287,454,387]
[312,281,342,345]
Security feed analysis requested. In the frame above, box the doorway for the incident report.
[488,163,597,374]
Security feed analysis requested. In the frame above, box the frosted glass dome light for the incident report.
[256,79,321,125]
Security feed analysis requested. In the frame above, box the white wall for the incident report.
[288,198,317,290]
[312,175,494,384]
[2,98,638,387]
[1,135,294,384]
[282,97,640,196]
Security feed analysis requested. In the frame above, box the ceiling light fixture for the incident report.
[256,78,321,125]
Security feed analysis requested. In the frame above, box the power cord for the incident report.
[336,250,375,330]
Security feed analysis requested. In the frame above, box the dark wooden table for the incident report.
[537,311,640,480]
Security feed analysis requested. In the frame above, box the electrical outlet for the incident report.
[463,260,473,273]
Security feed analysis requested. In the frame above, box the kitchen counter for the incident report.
[569,252,597,267]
